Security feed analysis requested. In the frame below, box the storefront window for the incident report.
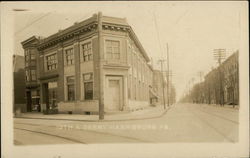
[48,82,58,109]
[84,82,93,100]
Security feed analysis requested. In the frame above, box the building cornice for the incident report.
[37,22,98,51]
[23,14,151,63]
[21,36,41,49]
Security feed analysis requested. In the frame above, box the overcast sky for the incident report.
[13,1,245,101]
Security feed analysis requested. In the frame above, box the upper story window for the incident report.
[46,53,57,71]
[30,51,36,60]
[25,62,29,67]
[65,48,74,65]
[82,42,92,62]
[25,50,36,67]
[31,69,36,81]
[25,50,29,61]
[105,40,120,59]
[30,61,36,66]
[25,50,29,67]
[25,70,30,82]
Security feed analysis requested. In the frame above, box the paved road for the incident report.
[14,103,239,145]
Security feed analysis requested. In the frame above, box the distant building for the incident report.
[21,13,158,114]
[202,51,239,105]
[13,55,26,112]
[222,51,239,105]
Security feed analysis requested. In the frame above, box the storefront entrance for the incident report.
[42,81,58,112]
[26,89,40,112]
[31,90,40,112]
[48,81,58,109]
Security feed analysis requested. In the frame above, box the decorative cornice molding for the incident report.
[37,23,98,51]
[102,23,129,32]
[35,16,150,62]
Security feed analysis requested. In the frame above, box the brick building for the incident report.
[21,13,157,114]
[222,51,239,105]
[13,55,26,112]
[190,51,239,105]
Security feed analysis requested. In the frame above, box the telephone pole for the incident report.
[98,12,104,120]
[197,71,204,103]
[166,43,170,107]
[165,70,174,105]
[158,59,166,109]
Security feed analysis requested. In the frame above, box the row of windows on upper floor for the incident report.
[25,69,36,82]
[42,39,151,73]
[25,50,36,67]
[43,40,121,71]
[24,45,152,85]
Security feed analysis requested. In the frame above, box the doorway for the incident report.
[105,76,123,111]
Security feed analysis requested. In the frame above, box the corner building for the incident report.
[21,13,154,114]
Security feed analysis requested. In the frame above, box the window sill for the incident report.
[64,64,75,67]
[64,100,76,103]
[80,60,93,63]
[80,99,95,102]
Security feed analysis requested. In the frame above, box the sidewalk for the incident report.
[204,104,239,110]
[14,105,170,122]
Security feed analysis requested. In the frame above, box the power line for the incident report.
[158,59,167,109]
[15,12,51,36]
[166,43,170,107]
[153,12,163,57]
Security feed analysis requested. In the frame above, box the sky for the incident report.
[12,1,245,101]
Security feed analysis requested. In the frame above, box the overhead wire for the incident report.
[14,12,51,36]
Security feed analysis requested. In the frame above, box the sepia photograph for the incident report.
[1,1,249,158]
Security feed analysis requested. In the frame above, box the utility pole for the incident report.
[213,49,226,106]
[166,43,170,107]
[98,12,104,120]
[197,71,204,104]
[165,70,173,105]
[158,59,166,109]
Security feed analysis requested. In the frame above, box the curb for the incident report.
[14,106,172,122]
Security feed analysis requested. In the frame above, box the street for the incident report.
[14,103,239,145]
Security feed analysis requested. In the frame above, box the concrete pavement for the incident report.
[14,103,239,144]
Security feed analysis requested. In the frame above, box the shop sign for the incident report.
[48,81,58,89]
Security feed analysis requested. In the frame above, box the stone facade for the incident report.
[21,13,156,114]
